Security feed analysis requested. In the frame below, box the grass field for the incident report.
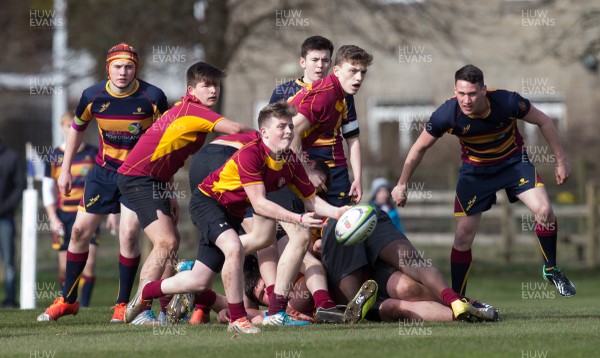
[1,236,599,358]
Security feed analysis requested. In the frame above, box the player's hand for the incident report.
[299,212,324,228]
[105,213,119,236]
[555,162,570,185]
[349,180,362,203]
[335,205,352,220]
[308,168,327,193]
[57,171,73,197]
[170,198,180,225]
[217,309,230,324]
[251,312,265,325]
[49,218,65,236]
[391,183,408,207]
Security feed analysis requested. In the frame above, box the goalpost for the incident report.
[20,143,39,309]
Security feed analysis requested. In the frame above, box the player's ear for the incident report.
[187,85,194,95]
[333,65,340,77]
[299,56,306,69]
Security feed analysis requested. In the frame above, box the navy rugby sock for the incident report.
[536,220,557,270]
[117,254,140,304]
[450,247,472,296]
[63,251,88,304]
[79,275,95,307]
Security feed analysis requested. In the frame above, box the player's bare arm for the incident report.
[521,105,570,185]
[392,130,438,207]
[57,126,85,196]
[213,118,255,135]
[346,136,362,203]
[244,183,323,228]
[303,195,351,221]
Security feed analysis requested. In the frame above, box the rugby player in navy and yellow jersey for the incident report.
[37,43,169,322]
[270,36,363,205]
[43,113,99,307]
[117,61,253,324]
[392,64,575,297]
[130,101,348,334]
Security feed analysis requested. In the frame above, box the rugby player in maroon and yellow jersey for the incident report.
[129,101,349,333]
[271,45,373,320]
[116,61,253,324]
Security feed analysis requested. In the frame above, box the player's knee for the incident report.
[155,235,178,253]
[223,240,244,261]
[289,229,311,248]
[395,278,413,297]
[119,224,139,242]
[534,204,554,223]
[71,226,90,244]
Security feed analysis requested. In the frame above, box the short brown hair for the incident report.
[258,100,298,128]
[186,62,226,87]
[334,45,373,67]
[301,36,334,58]
[455,65,484,86]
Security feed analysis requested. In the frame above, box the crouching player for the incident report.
[125,101,349,333]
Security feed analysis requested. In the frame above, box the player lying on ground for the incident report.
[166,229,377,326]
[125,101,349,334]
[317,208,498,322]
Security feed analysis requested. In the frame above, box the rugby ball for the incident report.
[335,204,377,246]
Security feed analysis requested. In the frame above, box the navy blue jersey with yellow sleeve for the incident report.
[427,89,531,166]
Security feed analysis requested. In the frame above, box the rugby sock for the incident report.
[117,254,140,304]
[440,288,462,307]
[228,301,247,322]
[266,284,275,298]
[450,247,472,296]
[159,294,172,314]
[63,251,88,304]
[79,275,95,307]
[313,289,336,309]
[267,293,289,316]
[536,220,557,269]
[142,279,164,300]
[194,289,217,314]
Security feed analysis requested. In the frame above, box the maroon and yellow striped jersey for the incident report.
[288,73,346,151]
[118,93,224,182]
[271,78,359,168]
[199,139,316,217]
